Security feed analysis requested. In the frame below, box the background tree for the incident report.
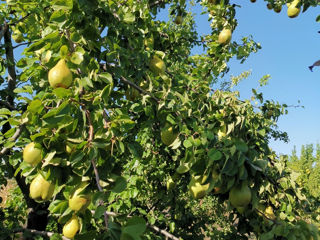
[0,0,319,240]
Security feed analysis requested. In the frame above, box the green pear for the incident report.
[69,182,91,212]
[12,30,23,43]
[63,215,80,239]
[161,124,178,146]
[188,176,210,199]
[149,56,166,75]
[229,182,252,207]
[29,174,55,201]
[23,142,42,166]
[174,16,183,25]
[48,59,73,88]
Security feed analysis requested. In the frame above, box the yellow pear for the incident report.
[48,59,73,88]
[287,0,300,18]
[29,174,55,201]
[188,176,210,199]
[12,29,23,43]
[218,28,232,45]
[63,215,80,239]
[23,142,42,166]
[149,56,166,75]
[229,182,252,207]
[174,16,183,25]
[69,183,91,212]
[161,124,178,146]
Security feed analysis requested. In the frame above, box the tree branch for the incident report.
[0,23,9,41]
[0,124,24,156]
[12,228,69,240]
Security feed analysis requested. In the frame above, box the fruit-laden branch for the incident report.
[83,107,109,230]
[12,228,69,240]
[119,76,160,103]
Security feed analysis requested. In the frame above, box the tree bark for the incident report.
[3,25,50,239]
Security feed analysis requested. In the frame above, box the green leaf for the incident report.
[112,176,127,193]
[208,149,222,162]
[121,216,146,240]
[50,10,67,23]
[235,140,248,153]
[123,13,135,23]
[183,139,192,148]
[53,88,72,98]
[60,45,69,58]
[93,205,106,219]
[52,0,73,10]
[71,51,84,65]
[27,99,43,114]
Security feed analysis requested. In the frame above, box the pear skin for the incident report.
[48,59,73,88]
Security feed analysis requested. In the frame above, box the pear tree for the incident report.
[0,0,319,240]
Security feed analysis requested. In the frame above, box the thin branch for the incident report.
[101,211,181,240]
[91,158,109,230]
[147,224,180,240]
[85,110,94,142]
[0,100,15,110]
[12,228,69,240]
[0,124,24,156]
[13,41,31,49]
[120,76,160,103]
[149,0,167,8]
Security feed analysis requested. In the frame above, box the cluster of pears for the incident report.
[23,142,55,201]
[228,181,252,213]
[48,59,73,88]
[63,183,91,239]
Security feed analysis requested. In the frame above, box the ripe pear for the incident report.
[63,215,80,239]
[287,0,300,18]
[174,16,183,25]
[48,59,73,88]
[161,124,178,146]
[149,56,166,75]
[23,142,42,166]
[218,28,232,45]
[29,174,55,201]
[12,29,23,43]
[188,176,210,199]
[69,183,91,212]
[229,182,252,207]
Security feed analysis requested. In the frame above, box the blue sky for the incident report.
[159,1,320,156]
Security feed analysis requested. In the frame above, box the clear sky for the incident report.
[159,1,320,156]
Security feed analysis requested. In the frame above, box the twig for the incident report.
[120,76,159,103]
[0,100,15,110]
[85,110,94,142]
[91,158,109,230]
[13,42,31,49]
[12,228,69,240]
[101,211,181,240]
[0,124,24,156]
[149,0,166,8]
